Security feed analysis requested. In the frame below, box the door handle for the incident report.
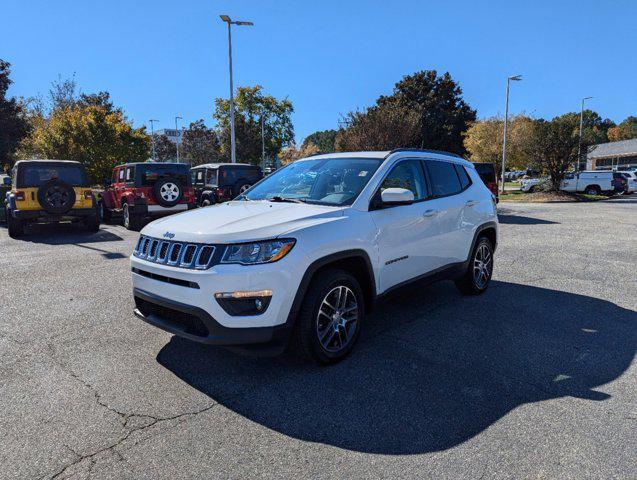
[422,209,436,218]
[465,200,478,207]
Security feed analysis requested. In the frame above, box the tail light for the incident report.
[84,190,93,199]
[216,187,227,199]
[15,191,25,201]
[487,182,498,196]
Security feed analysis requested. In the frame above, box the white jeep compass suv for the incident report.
[131,149,498,364]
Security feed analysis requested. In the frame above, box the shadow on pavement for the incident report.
[157,280,636,455]
[497,214,558,225]
[5,223,124,245]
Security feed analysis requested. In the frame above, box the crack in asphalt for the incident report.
[41,342,220,480]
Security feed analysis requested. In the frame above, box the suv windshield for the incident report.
[138,164,190,187]
[244,157,382,206]
[17,163,88,188]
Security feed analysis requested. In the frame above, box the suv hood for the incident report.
[141,200,346,244]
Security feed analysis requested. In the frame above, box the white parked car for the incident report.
[521,177,548,192]
[130,150,498,364]
[560,171,614,196]
[619,171,637,194]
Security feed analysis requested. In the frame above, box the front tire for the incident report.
[98,200,112,223]
[291,269,364,365]
[455,237,494,295]
[584,185,601,196]
[122,203,141,231]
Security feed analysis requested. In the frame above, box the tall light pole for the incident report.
[149,119,159,160]
[220,15,254,163]
[577,96,593,173]
[261,111,266,167]
[175,116,183,162]
[501,75,522,194]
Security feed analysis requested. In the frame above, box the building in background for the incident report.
[587,139,637,170]
[154,128,183,144]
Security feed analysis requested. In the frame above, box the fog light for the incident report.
[214,290,272,316]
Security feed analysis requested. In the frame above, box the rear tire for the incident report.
[584,185,601,196]
[291,269,364,365]
[455,237,494,295]
[82,214,100,233]
[7,210,24,238]
[201,198,212,207]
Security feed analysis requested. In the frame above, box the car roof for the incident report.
[296,149,472,167]
[14,159,82,166]
[116,162,189,168]
[191,163,258,169]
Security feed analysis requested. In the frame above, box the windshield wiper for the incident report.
[267,196,306,204]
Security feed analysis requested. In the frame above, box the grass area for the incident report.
[499,190,611,203]
[499,190,525,201]
[504,181,520,188]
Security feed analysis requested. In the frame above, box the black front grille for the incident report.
[135,296,209,337]
[134,235,216,270]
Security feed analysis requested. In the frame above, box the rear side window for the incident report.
[454,164,472,190]
[381,160,427,200]
[426,160,462,197]
[126,167,134,182]
[119,169,125,181]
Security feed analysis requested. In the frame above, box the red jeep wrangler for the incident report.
[97,162,196,230]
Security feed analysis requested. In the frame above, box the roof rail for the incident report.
[386,148,464,159]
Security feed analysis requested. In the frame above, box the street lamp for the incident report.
[577,96,593,172]
[149,119,159,160]
[261,111,267,167]
[175,116,183,162]
[220,14,254,163]
[501,75,522,194]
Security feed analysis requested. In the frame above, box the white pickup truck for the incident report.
[560,171,615,196]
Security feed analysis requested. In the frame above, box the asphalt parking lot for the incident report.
[1,197,635,480]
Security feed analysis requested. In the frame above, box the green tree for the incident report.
[152,134,177,162]
[525,116,580,191]
[0,60,30,167]
[181,120,221,166]
[302,129,338,154]
[377,70,476,154]
[214,85,294,164]
[18,88,149,183]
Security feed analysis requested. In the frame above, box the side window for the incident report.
[118,168,125,182]
[380,160,427,200]
[126,167,134,182]
[454,164,472,190]
[426,160,462,197]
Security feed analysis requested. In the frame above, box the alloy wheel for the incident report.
[316,285,359,353]
[160,182,180,202]
[473,243,493,290]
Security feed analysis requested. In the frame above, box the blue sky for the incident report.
[3,0,636,142]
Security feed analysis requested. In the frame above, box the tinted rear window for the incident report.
[18,164,88,188]
[426,160,462,197]
[138,165,190,187]
[454,164,472,190]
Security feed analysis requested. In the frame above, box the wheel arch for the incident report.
[286,250,377,327]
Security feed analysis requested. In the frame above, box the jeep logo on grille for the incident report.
[163,231,175,239]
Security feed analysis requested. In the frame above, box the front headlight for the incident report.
[221,239,296,265]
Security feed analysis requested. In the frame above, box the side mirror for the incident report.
[381,188,415,205]
[103,179,111,187]
[3,177,10,186]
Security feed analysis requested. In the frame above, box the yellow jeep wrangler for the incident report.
[4,160,99,238]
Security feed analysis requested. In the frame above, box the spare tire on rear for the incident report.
[152,178,184,207]
[37,179,76,214]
